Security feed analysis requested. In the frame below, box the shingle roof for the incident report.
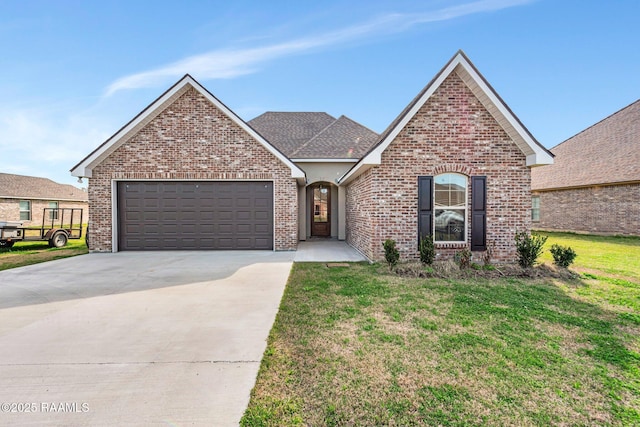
[249,112,335,156]
[248,112,379,159]
[0,173,88,201]
[531,99,640,190]
[290,115,379,159]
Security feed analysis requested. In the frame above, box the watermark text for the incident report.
[1,402,89,413]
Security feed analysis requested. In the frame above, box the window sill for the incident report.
[434,242,468,248]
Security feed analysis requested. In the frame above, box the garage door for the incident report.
[117,181,273,250]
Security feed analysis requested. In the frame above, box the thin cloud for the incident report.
[104,0,534,96]
[0,107,110,186]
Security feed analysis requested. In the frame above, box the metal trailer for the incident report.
[0,208,84,248]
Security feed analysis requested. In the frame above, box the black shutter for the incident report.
[418,176,433,241]
[471,176,486,251]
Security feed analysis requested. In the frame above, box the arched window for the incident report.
[434,173,467,242]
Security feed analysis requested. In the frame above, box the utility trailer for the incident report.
[0,208,83,248]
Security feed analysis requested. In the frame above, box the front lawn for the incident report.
[0,235,88,271]
[537,231,640,281]
[243,251,639,425]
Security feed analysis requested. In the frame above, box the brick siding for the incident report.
[346,72,531,262]
[345,169,375,257]
[533,183,640,236]
[88,87,298,252]
[0,199,87,226]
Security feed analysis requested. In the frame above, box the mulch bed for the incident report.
[393,260,578,280]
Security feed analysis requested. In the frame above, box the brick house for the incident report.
[71,51,553,261]
[0,173,88,226]
[531,99,639,236]
[248,112,379,242]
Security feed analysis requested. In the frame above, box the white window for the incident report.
[19,200,31,221]
[531,196,540,221]
[49,201,59,220]
[434,173,467,242]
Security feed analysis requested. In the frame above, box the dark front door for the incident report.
[311,184,331,237]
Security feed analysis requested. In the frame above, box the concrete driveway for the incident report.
[0,251,294,426]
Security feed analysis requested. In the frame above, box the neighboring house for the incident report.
[71,51,552,261]
[0,173,88,225]
[531,100,640,236]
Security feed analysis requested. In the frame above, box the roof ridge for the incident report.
[336,114,379,136]
[550,98,640,151]
[0,172,55,182]
[289,116,339,157]
[253,111,336,118]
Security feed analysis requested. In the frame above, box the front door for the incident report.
[311,184,331,237]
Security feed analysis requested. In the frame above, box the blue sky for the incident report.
[1,0,639,187]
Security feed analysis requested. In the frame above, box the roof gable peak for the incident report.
[339,50,554,184]
[71,75,304,180]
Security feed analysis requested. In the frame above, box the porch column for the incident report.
[338,185,346,240]
[298,185,306,241]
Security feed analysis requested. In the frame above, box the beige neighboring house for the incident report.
[531,99,640,236]
[0,173,88,226]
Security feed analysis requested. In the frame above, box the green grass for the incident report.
[537,232,640,319]
[243,235,640,426]
[536,231,640,281]
[0,229,88,271]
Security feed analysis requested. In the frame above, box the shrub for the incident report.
[514,231,548,268]
[483,241,494,266]
[550,244,577,268]
[419,236,435,265]
[383,239,400,270]
[455,248,472,269]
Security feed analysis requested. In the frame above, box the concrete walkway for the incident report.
[294,240,368,262]
[0,251,294,426]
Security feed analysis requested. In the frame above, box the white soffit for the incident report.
[291,158,358,163]
[339,51,553,184]
[454,61,553,167]
[71,75,305,180]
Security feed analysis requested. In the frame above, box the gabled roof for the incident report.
[249,112,379,160]
[532,99,640,190]
[339,50,554,184]
[249,112,336,157]
[0,173,87,202]
[71,75,305,181]
[289,115,379,159]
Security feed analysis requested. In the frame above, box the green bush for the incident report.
[550,244,577,268]
[455,248,472,269]
[419,236,435,265]
[482,242,494,266]
[383,239,400,270]
[515,231,548,268]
